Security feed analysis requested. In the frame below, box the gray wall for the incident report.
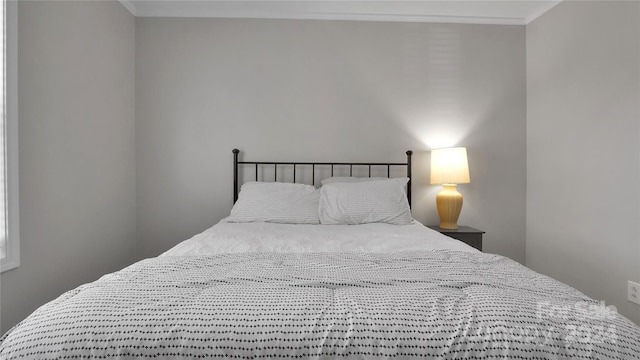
[0,7,528,333]
[0,1,136,332]
[5,0,640,336]
[527,1,640,324]
[135,18,526,262]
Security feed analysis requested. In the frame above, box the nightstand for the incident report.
[427,225,485,251]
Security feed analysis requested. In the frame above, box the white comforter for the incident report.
[162,219,476,256]
[2,221,639,359]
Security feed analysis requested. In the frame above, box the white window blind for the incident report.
[1,0,19,273]
[0,0,7,260]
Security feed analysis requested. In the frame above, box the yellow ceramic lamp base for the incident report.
[436,184,463,230]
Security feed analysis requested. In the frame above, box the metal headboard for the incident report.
[232,149,413,207]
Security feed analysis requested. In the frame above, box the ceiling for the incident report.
[119,0,561,25]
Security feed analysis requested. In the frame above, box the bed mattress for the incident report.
[161,219,477,256]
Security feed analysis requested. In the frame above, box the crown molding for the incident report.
[118,0,138,16]
[138,12,527,25]
[116,1,561,26]
[525,1,561,24]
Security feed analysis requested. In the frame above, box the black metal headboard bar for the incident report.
[233,149,413,206]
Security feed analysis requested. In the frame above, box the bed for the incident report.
[1,149,639,359]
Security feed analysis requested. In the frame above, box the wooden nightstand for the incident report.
[427,226,485,251]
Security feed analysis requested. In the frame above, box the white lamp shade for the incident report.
[430,147,471,185]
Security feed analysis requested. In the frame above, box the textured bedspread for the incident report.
[1,251,639,359]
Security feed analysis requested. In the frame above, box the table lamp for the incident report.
[430,147,470,230]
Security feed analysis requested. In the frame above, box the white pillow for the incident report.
[318,178,412,225]
[320,176,389,186]
[228,182,320,224]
